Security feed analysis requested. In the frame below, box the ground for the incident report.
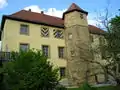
[67,86,120,90]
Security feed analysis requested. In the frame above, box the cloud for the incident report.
[88,19,97,26]
[24,5,66,18]
[45,8,67,18]
[24,5,44,13]
[87,12,98,26]
[0,0,8,9]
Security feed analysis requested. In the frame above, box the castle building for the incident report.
[0,3,105,86]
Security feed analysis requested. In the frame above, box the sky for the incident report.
[0,0,120,26]
[0,0,119,49]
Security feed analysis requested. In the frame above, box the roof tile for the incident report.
[66,3,88,14]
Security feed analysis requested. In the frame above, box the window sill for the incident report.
[20,34,29,36]
[58,58,66,60]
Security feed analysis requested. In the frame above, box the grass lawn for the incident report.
[67,85,120,90]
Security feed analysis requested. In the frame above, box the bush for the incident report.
[3,49,59,90]
[82,82,97,90]
[56,85,67,90]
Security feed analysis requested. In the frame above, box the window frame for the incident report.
[19,43,29,52]
[80,13,84,19]
[53,29,64,39]
[68,33,72,40]
[60,67,66,78]
[41,26,49,37]
[20,24,29,35]
[41,45,50,58]
[58,47,64,59]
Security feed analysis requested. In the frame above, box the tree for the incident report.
[103,16,120,85]
[3,49,59,90]
[95,10,120,84]
[87,1,120,84]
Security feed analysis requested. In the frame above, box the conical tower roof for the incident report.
[63,3,88,19]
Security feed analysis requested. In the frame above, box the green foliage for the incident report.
[110,16,120,33]
[102,16,120,84]
[82,82,97,90]
[67,86,120,90]
[56,85,67,90]
[105,16,120,53]
[3,49,59,90]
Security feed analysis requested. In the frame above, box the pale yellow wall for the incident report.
[2,19,66,67]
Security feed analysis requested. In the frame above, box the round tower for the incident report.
[63,3,91,86]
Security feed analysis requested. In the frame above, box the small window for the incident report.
[58,47,64,58]
[41,27,49,37]
[71,50,75,56]
[42,45,50,57]
[20,43,29,51]
[80,13,84,19]
[60,67,66,77]
[53,29,64,39]
[90,35,94,42]
[68,33,72,40]
[20,24,29,35]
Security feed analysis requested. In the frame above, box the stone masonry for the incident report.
[63,4,92,86]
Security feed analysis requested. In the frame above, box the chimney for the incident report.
[41,11,44,14]
[29,9,31,12]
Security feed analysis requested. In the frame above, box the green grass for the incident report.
[67,86,120,90]
[96,86,120,90]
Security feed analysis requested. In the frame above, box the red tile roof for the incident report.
[63,3,88,19]
[1,9,105,35]
[10,10,64,28]
[66,3,88,14]
[88,25,105,35]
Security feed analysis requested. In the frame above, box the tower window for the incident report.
[68,33,72,40]
[41,27,49,37]
[80,13,84,19]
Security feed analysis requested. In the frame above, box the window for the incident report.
[42,45,50,57]
[60,67,66,77]
[53,29,64,39]
[58,47,64,58]
[20,24,29,35]
[80,13,84,19]
[71,50,75,56]
[68,33,72,40]
[20,43,29,51]
[90,35,94,42]
[41,27,49,37]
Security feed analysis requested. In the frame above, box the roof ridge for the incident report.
[11,10,25,16]
[62,3,88,19]
[11,10,63,20]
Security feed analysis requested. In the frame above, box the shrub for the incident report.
[56,85,67,90]
[3,49,59,90]
[82,82,97,90]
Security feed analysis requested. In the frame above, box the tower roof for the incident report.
[63,3,88,19]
